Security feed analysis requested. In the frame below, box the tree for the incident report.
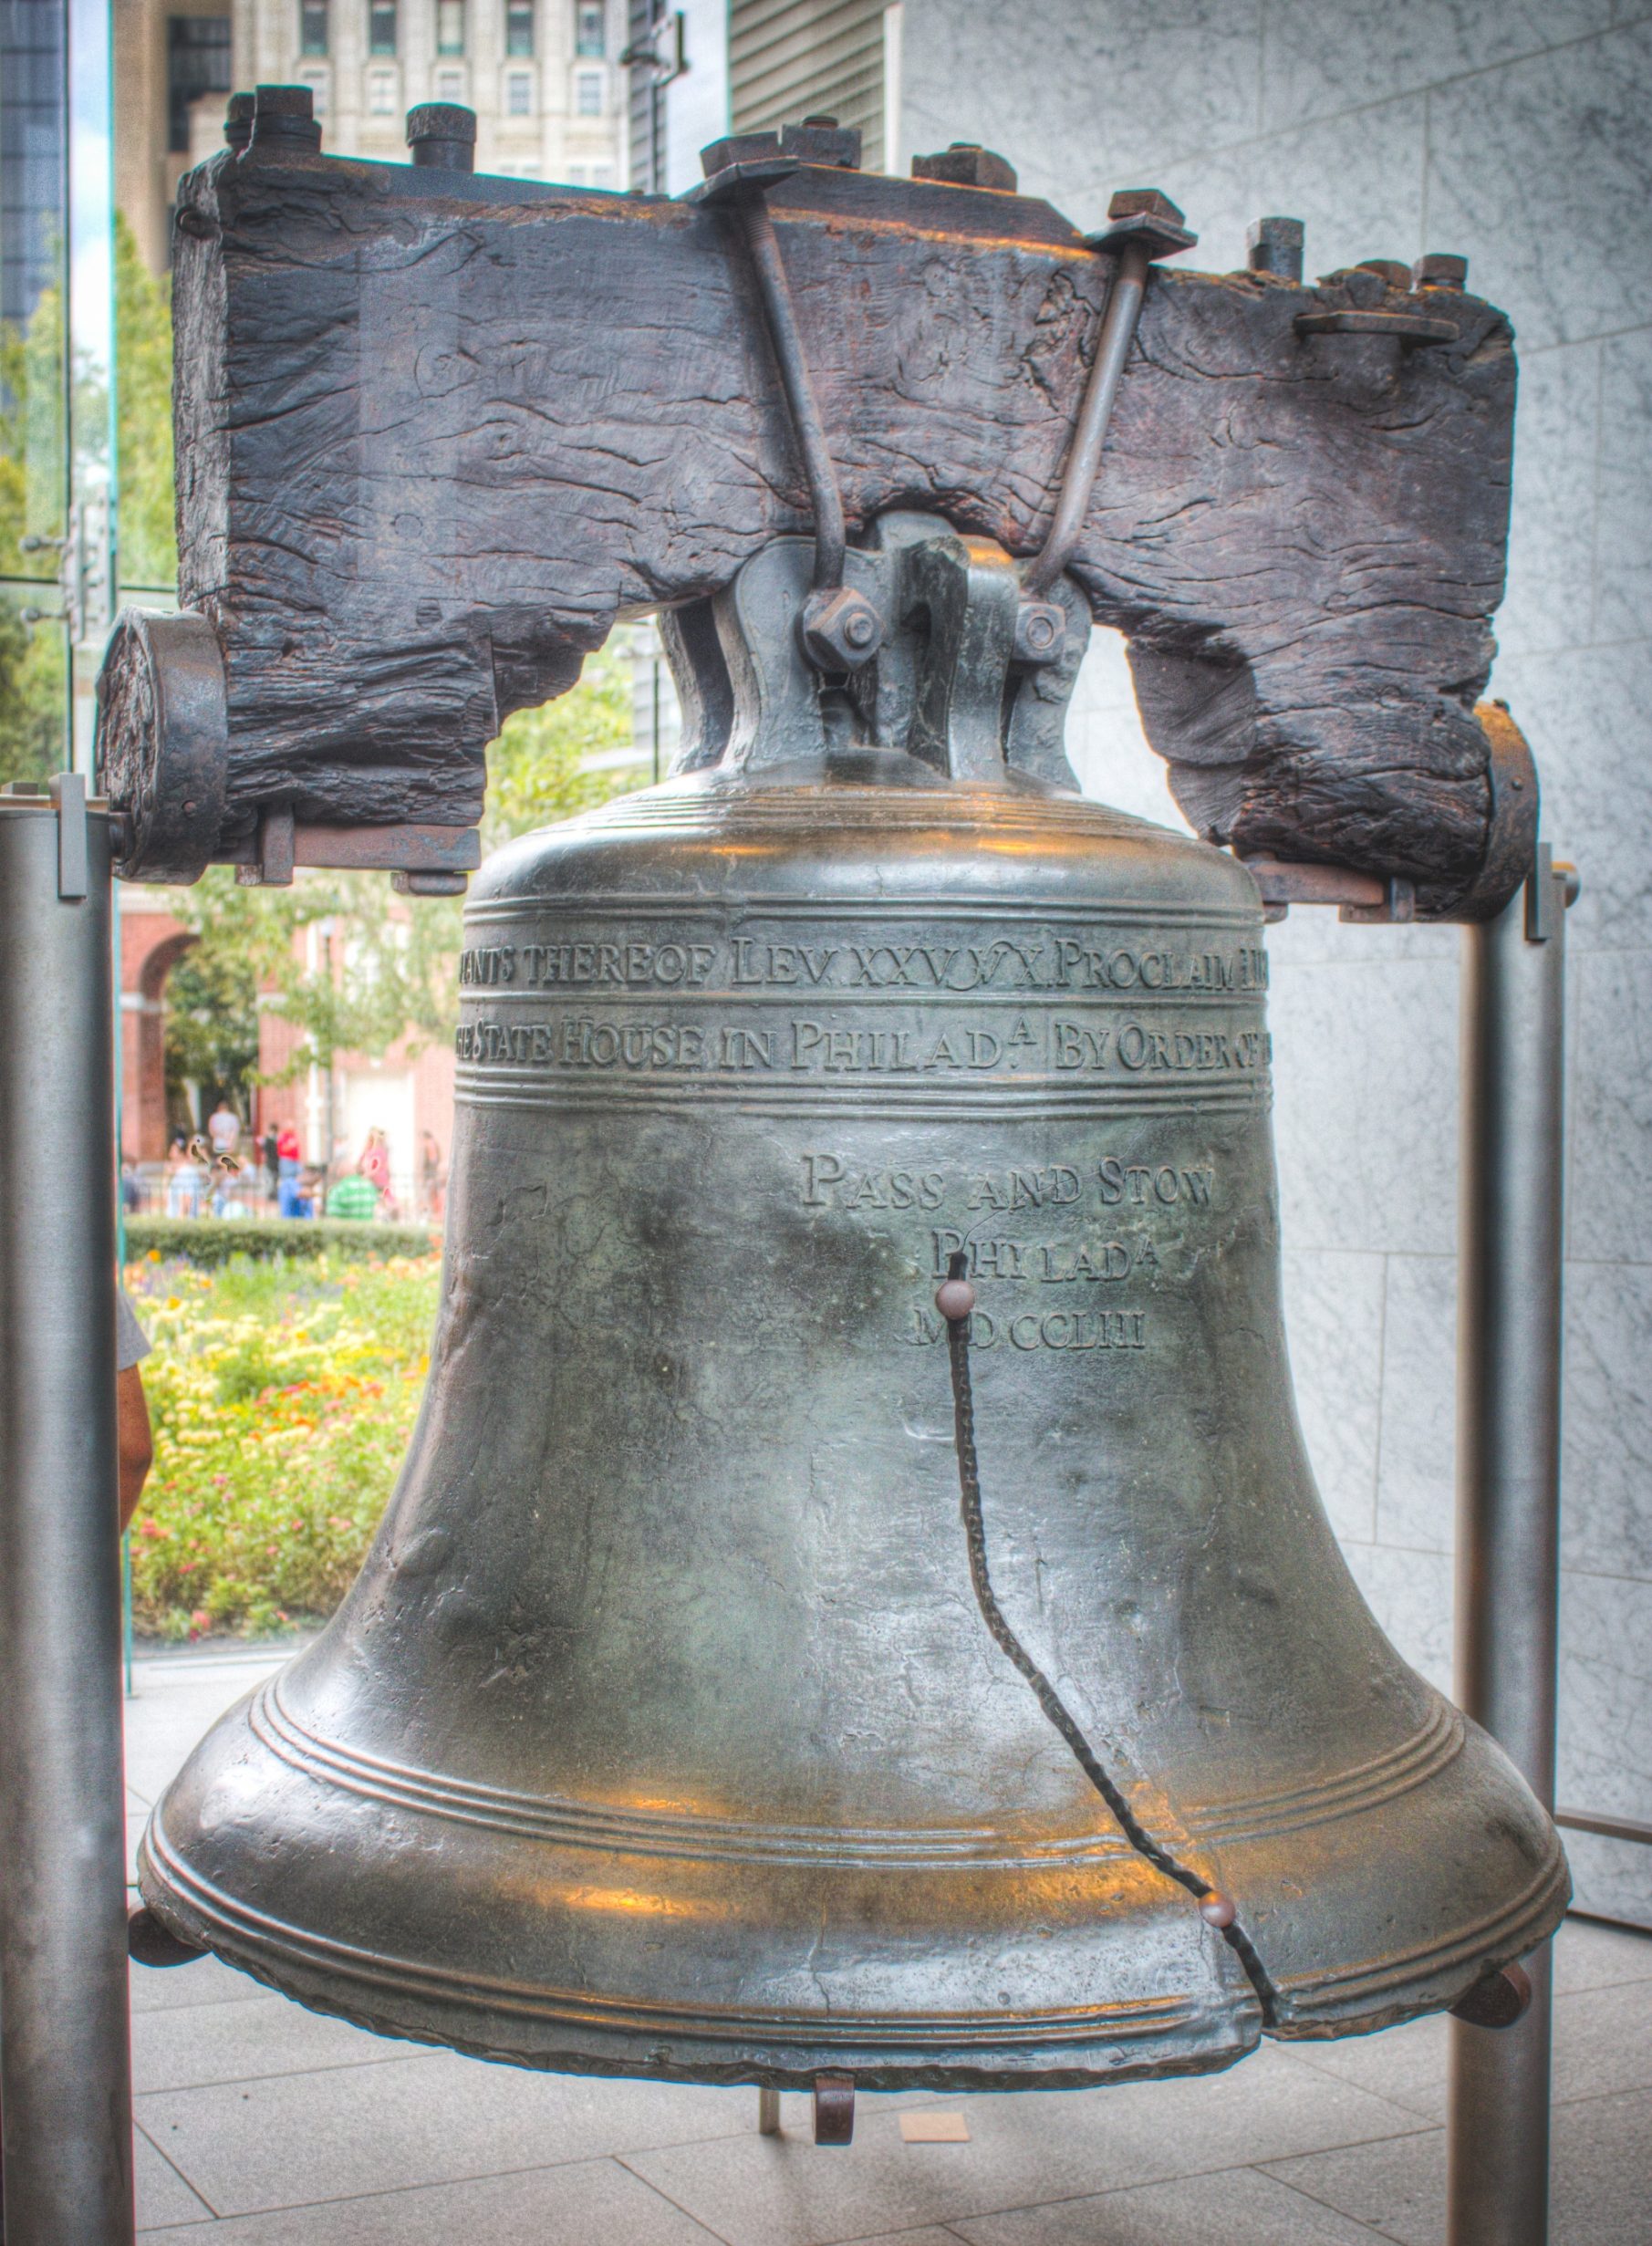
[1,214,176,783]
[165,644,643,1103]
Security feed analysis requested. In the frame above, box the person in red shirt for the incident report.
[275,1122,306,1218]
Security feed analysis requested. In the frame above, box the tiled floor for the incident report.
[125,1646,1652,2243]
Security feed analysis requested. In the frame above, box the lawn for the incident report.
[123,1249,442,1638]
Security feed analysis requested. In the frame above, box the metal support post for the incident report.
[0,791,135,2244]
[1449,847,1572,2246]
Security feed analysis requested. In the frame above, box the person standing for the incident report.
[275,1121,304,1218]
[205,1097,241,1162]
[261,1118,279,1204]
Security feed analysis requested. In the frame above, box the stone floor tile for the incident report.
[1263,2086,1652,2246]
[951,2162,1387,2243]
[1262,2129,1444,2246]
[1553,1977,1652,2103]
[836,2232,971,2246]
[135,2126,216,2230]
[620,2053,1427,2246]
[130,1953,271,2015]
[134,2153,725,2243]
[1553,1917,1652,1995]
[137,2049,753,2217]
[1273,2012,1449,2123]
[133,1991,410,2095]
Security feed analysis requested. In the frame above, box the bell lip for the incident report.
[137,1820,1262,2091]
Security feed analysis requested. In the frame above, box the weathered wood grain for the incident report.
[162,147,1516,912]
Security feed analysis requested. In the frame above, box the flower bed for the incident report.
[124,1249,441,1638]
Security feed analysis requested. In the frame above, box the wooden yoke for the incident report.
[98,109,1527,916]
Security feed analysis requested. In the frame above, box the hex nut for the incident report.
[780,115,862,169]
[1355,258,1414,290]
[1414,252,1469,291]
[1107,186,1187,227]
[700,130,782,177]
[1246,215,1304,283]
[911,143,1019,193]
[799,587,884,672]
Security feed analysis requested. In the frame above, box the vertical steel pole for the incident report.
[0,794,135,2245]
[1449,849,1570,2246]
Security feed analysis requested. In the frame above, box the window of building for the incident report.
[299,0,329,57]
[166,16,233,154]
[504,0,533,56]
[574,3,603,57]
[565,162,587,184]
[299,68,329,114]
[368,67,397,110]
[589,161,613,187]
[369,0,398,56]
[574,66,602,114]
[435,66,465,97]
[506,69,533,114]
[436,0,464,52]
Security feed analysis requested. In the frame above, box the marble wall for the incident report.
[899,0,1652,1922]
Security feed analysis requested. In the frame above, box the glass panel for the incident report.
[368,68,397,112]
[575,66,602,114]
[506,69,532,114]
[369,0,397,57]
[436,0,464,55]
[1,0,71,777]
[574,3,603,57]
[504,1,533,57]
[300,0,329,58]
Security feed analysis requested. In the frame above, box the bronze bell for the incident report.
[140,515,1566,2092]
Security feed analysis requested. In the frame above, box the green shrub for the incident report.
[125,1216,438,1267]
[124,1250,442,1638]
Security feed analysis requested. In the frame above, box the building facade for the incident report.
[116,0,628,271]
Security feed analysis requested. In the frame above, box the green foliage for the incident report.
[483,644,637,847]
[1,253,69,785]
[114,213,177,589]
[161,644,643,1087]
[163,914,263,1108]
[1,214,173,781]
[126,1216,438,1265]
[126,1251,441,1636]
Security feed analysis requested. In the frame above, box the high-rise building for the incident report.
[115,0,629,273]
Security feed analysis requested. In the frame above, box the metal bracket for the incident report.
[47,772,88,899]
[812,2072,854,2146]
[1294,307,1459,345]
[233,812,481,891]
[1240,857,1415,925]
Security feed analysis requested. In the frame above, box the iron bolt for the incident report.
[911,143,1019,193]
[700,130,782,177]
[779,116,862,170]
[223,91,255,152]
[1449,1960,1533,2031]
[1246,215,1304,284]
[799,586,884,673]
[1414,252,1469,292]
[251,83,322,153]
[1013,600,1066,665]
[408,103,477,172]
[1355,258,1413,291]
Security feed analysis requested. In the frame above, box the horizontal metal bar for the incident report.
[1556,1807,1652,1848]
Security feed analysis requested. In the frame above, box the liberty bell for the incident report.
[140,504,1566,2099]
